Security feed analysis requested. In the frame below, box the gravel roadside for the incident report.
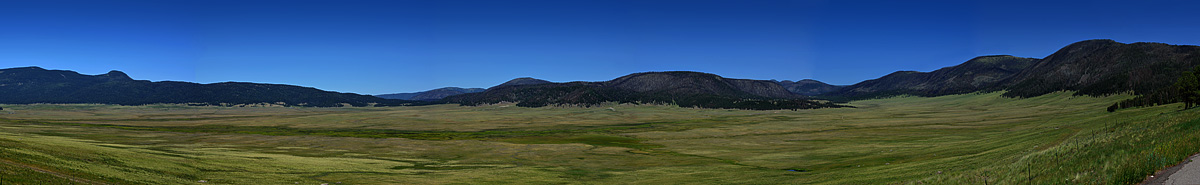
[1142,153,1200,185]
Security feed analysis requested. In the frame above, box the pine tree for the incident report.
[1176,69,1200,109]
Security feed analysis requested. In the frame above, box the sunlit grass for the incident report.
[1,91,1197,184]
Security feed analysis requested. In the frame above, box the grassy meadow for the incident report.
[1,91,1199,184]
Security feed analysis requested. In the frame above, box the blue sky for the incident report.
[2,0,1198,94]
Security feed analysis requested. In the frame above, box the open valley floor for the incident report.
[2,92,1199,184]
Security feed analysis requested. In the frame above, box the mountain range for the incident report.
[442,71,844,110]
[0,67,420,107]
[825,55,1039,99]
[2,39,1197,110]
[373,77,554,101]
[386,77,844,101]
[376,87,485,101]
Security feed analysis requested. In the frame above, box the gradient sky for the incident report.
[2,0,1198,94]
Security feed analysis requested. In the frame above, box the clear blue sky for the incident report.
[2,0,1198,94]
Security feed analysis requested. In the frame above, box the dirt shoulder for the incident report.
[1142,153,1200,185]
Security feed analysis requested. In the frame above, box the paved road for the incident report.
[1144,153,1200,185]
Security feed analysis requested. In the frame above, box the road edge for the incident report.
[1141,153,1200,185]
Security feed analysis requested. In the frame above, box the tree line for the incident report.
[1108,65,1200,112]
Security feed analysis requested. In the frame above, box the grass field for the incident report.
[1,91,1198,184]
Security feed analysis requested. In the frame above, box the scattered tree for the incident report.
[1175,66,1200,109]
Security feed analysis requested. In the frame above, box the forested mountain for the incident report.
[821,39,1200,107]
[443,71,845,110]
[0,67,420,107]
[825,55,1038,99]
[999,40,1200,108]
[605,71,800,99]
[376,87,484,100]
[775,79,841,96]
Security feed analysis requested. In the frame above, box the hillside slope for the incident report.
[827,55,1038,99]
[1001,39,1200,100]
[776,79,841,96]
[822,39,1200,105]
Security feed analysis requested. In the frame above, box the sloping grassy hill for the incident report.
[0,92,1197,184]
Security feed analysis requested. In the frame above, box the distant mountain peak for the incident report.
[1051,39,1125,57]
[776,79,841,96]
[889,71,922,75]
[432,87,467,91]
[618,71,730,81]
[1076,39,1119,44]
[1055,39,1122,49]
[611,71,723,81]
[376,87,485,100]
[494,77,551,88]
[957,55,1038,71]
[12,66,45,70]
[605,71,799,98]
[777,79,822,83]
[100,70,132,80]
[968,55,1017,61]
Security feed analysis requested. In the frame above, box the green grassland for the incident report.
[1,91,1198,184]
